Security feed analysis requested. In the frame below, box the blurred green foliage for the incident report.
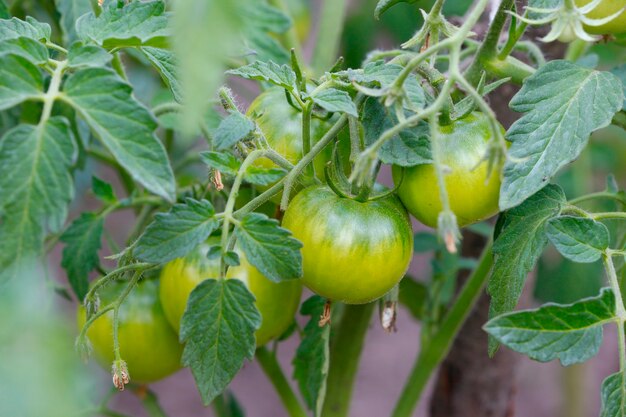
[0,267,98,417]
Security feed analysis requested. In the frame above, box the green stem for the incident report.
[429,115,453,218]
[280,110,353,209]
[40,60,66,123]
[391,240,494,417]
[111,53,128,81]
[112,271,142,361]
[464,0,515,86]
[321,303,375,417]
[83,263,153,306]
[220,150,271,276]
[312,0,348,76]
[569,191,626,207]
[603,254,626,372]
[564,39,589,62]
[301,102,314,178]
[593,212,626,221]
[256,347,308,417]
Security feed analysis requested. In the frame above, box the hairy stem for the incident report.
[322,302,375,417]
[391,240,494,417]
[256,347,308,417]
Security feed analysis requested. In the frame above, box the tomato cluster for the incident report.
[159,242,302,347]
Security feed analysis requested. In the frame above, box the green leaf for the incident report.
[0,118,76,281]
[337,61,425,110]
[610,64,626,111]
[0,54,42,111]
[91,176,116,204]
[0,37,49,64]
[67,42,112,68]
[141,47,182,103]
[181,279,261,405]
[134,198,220,264]
[399,277,427,320]
[239,3,290,64]
[54,0,92,44]
[76,0,169,49]
[374,0,419,19]
[200,151,240,176]
[501,61,624,210]
[244,166,286,186]
[0,17,50,42]
[0,0,9,19]
[200,151,286,185]
[214,112,255,151]
[546,216,609,263]
[487,184,566,354]
[227,60,297,91]
[234,213,302,282]
[60,212,104,301]
[600,371,626,417]
[362,98,431,167]
[223,251,240,267]
[412,232,439,252]
[293,296,330,416]
[63,67,175,201]
[310,88,358,117]
[484,288,615,366]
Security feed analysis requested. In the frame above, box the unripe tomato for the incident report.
[392,112,505,228]
[576,0,626,35]
[159,243,302,347]
[282,185,413,304]
[247,87,349,200]
[77,279,183,383]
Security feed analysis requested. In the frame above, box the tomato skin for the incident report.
[392,112,504,229]
[576,0,626,35]
[77,279,183,383]
[282,185,413,304]
[159,244,302,347]
[247,87,349,200]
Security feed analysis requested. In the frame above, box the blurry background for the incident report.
[2,0,626,416]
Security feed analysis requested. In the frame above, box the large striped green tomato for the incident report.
[576,0,626,35]
[77,279,183,383]
[159,244,302,347]
[282,185,413,304]
[392,112,504,228]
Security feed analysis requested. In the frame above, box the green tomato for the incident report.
[159,243,302,347]
[282,185,413,304]
[392,112,504,228]
[576,0,626,35]
[77,279,183,383]
[247,87,349,201]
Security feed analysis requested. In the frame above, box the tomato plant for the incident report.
[392,112,505,228]
[77,279,183,383]
[248,86,349,200]
[1,0,625,416]
[282,185,413,304]
[159,241,302,346]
